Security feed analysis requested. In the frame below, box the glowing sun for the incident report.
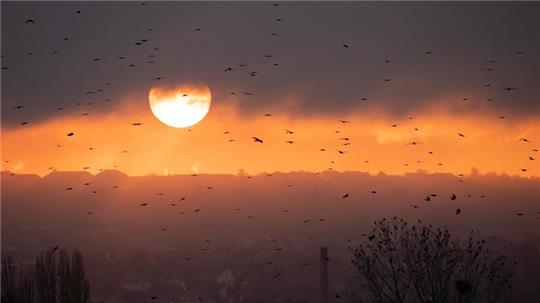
[149,85,212,128]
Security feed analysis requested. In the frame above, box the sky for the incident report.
[1,1,539,176]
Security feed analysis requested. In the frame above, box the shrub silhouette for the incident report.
[2,247,90,303]
[349,217,514,303]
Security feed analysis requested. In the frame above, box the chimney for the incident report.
[320,247,329,303]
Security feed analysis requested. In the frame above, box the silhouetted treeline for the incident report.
[1,247,90,303]
[349,218,514,303]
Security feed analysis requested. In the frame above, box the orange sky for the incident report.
[1,90,539,177]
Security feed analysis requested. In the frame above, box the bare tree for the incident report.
[350,218,514,303]
[1,255,18,303]
[57,249,72,303]
[70,250,90,303]
[17,264,36,303]
[35,247,59,303]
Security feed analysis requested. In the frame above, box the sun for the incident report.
[148,84,212,128]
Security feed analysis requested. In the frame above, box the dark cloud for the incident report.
[2,2,540,127]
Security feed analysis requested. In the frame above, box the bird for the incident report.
[342,44,349,48]
[458,133,465,138]
[285,129,294,134]
[224,67,234,72]
[455,208,461,215]
[139,203,149,206]
[66,132,74,136]
[25,19,35,24]
[450,194,457,200]
[131,122,143,126]
[252,137,263,143]
[342,193,349,199]
[425,196,431,202]
[501,87,517,92]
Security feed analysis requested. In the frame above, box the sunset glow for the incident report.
[2,100,538,177]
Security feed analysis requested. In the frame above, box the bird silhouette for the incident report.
[252,137,263,143]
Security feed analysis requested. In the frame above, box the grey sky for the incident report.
[2,1,540,127]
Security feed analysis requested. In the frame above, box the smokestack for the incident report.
[320,247,329,303]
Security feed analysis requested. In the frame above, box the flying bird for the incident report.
[252,137,264,143]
